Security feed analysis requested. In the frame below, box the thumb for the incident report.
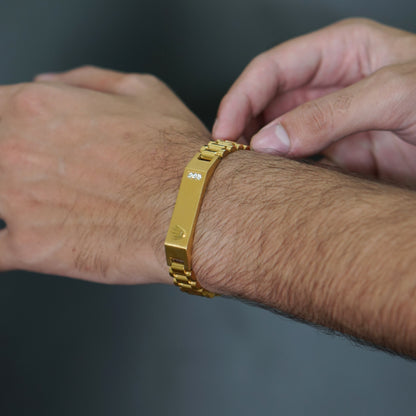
[250,64,416,157]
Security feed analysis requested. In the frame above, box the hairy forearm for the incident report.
[9,67,415,355]
[193,151,416,356]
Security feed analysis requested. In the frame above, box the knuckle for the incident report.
[246,53,277,80]
[249,52,268,68]
[115,74,141,93]
[63,65,100,78]
[333,17,377,41]
[372,63,416,125]
[115,73,163,93]
[74,64,98,74]
[336,17,374,28]
[139,73,161,85]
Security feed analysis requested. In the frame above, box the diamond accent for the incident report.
[187,172,202,180]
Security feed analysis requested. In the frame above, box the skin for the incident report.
[0,69,210,284]
[1,52,416,357]
[213,18,416,187]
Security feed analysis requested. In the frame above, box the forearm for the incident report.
[17,66,415,356]
[193,151,416,356]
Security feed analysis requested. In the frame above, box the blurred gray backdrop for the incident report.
[1,1,416,415]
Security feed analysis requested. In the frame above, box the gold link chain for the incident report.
[165,140,249,298]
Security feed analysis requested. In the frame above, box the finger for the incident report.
[324,130,416,186]
[250,63,416,157]
[35,66,127,91]
[35,65,168,98]
[235,86,338,141]
[262,86,339,125]
[213,19,373,140]
[240,116,264,143]
[322,132,378,177]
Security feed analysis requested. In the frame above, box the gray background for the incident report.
[1,0,416,415]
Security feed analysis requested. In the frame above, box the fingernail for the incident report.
[35,73,58,81]
[252,124,290,154]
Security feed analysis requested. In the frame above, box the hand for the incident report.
[0,66,210,284]
[8,68,416,356]
[213,19,416,186]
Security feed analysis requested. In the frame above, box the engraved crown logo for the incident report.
[171,225,186,240]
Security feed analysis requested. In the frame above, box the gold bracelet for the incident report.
[164,140,249,297]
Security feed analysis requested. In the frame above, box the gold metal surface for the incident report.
[165,140,249,298]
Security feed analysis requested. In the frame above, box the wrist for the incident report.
[129,130,211,285]
[192,150,271,295]
[164,140,249,296]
